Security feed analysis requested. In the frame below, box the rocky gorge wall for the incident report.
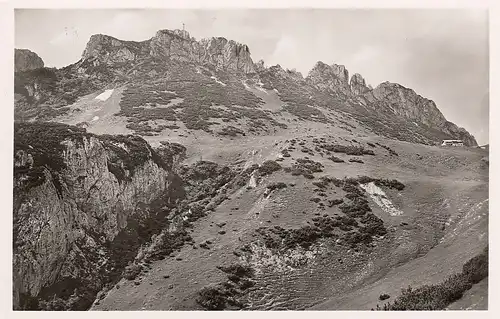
[13,122,186,310]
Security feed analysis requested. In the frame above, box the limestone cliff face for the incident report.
[364,82,448,127]
[13,123,186,309]
[81,34,150,64]
[15,49,44,72]
[306,61,351,95]
[362,82,477,146]
[150,30,255,73]
[82,29,255,73]
[349,73,370,95]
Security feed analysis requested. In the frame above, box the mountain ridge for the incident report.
[13,28,477,146]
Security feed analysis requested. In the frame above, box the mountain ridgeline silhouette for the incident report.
[14,29,477,146]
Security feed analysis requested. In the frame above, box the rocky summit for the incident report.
[15,49,45,72]
[13,28,487,311]
[82,29,255,73]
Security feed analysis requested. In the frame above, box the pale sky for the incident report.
[15,9,489,144]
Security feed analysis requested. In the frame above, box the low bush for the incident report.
[123,263,143,280]
[349,158,364,163]
[379,294,390,301]
[375,179,405,191]
[328,156,345,163]
[258,160,282,176]
[376,143,398,156]
[267,182,288,191]
[197,286,227,310]
[328,199,344,207]
[380,246,488,310]
[218,126,246,137]
[217,264,254,278]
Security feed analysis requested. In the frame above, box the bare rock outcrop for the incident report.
[81,34,149,64]
[13,122,186,310]
[361,82,477,145]
[306,61,351,95]
[15,49,44,72]
[82,29,256,73]
[349,73,370,95]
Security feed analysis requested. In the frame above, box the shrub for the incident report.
[328,156,345,163]
[340,197,371,218]
[239,278,255,290]
[462,246,488,284]
[258,160,282,176]
[295,158,323,172]
[197,287,227,310]
[376,143,398,156]
[379,294,390,301]
[218,264,254,278]
[355,176,406,191]
[328,199,344,207]
[359,213,385,233]
[283,226,322,249]
[123,263,142,280]
[218,126,246,137]
[267,182,288,191]
[374,179,405,191]
[349,158,364,163]
[381,246,488,310]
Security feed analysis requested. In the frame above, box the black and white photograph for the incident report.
[6,2,491,313]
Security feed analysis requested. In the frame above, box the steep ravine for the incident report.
[13,122,187,310]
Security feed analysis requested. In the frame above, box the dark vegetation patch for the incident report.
[125,121,170,136]
[197,263,255,310]
[378,246,488,310]
[349,158,364,164]
[257,160,282,176]
[281,148,291,157]
[217,264,254,279]
[376,143,398,156]
[285,158,323,179]
[379,294,390,301]
[328,199,344,207]
[328,156,345,163]
[266,182,288,191]
[355,176,406,191]
[218,125,246,137]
